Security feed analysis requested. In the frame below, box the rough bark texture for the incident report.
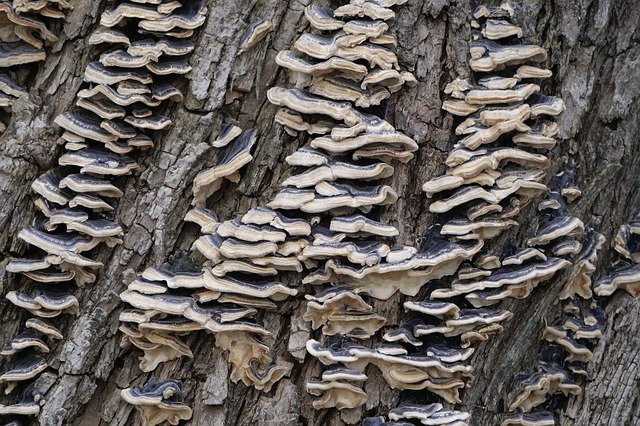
[1,0,639,425]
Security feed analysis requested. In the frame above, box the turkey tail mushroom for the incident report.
[120,379,192,426]
[3,0,206,414]
[0,1,71,131]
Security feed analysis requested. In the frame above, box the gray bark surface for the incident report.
[0,0,639,425]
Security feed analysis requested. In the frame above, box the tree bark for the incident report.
[0,0,639,425]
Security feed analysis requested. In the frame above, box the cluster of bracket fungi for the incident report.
[329,2,573,422]
[372,3,592,425]
[501,173,640,425]
[2,0,206,422]
[267,0,472,411]
[497,162,603,426]
[0,0,72,419]
[3,0,639,424]
[113,0,613,422]
[0,0,71,133]
[119,125,301,394]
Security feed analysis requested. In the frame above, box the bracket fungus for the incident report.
[306,339,473,403]
[121,380,192,426]
[1,332,49,356]
[499,160,607,422]
[0,1,71,131]
[501,409,555,426]
[4,0,206,412]
[422,0,566,258]
[304,286,386,339]
[121,123,300,391]
[6,0,618,422]
[595,212,640,298]
[306,366,368,409]
[366,4,592,423]
[377,402,471,426]
[192,128,257,206]
[0,386,44,416]
[0,356,47,394]
[239,19,273,52]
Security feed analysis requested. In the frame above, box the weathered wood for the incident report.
[0,0,639,425]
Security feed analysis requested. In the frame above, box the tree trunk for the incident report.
[1,0,639,425]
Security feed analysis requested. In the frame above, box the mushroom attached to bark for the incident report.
[0,356,47,394]
[468,40,547,72]
[192,128,257,205]
[6,290,80,317]
[59,148,138,176]
[0,42,46,67]
[388,403,471,425]
[0,385,44,416]
[282,154,393,188]
[84,61,153,85]
[527,216,584,246]
[330,214,399,238]
[119,323,193,372]
[501,408,555,426]
[305,5,344,31]
[120,379,192,426]
[594,263,640,297]
[307,366,368,410]
[334,1,399,21]
[613,213,640,262]
[304,287,386,338]
[239,19,272,52]
[304,228,483,299]
[212,121,242,148]
[25,318,63,340]
[241,207,312,236]
[54,110,118,143]
[1,331,49,355]
[559,228,605,299]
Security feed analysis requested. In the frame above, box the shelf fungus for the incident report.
[388,303,513,349]
[304,286,386,339]
[1,331,49,356]
[369,5,591,421]
[506,365,580,413]
[6,290,79,318]
[0,356,48,394]
[0,386,44,416]
[369,402,472,426]
[306,339,473,403]
[501,408,555,426]
[500,158,607,422]
[25,318,63,340]
[0,1,71,130]
[192,128,258,205]
[264,0,483,410]
[559,227,605,299]
[595,212,640,297]
[613,212,640,262]
[446,257,572,308]
[421,3,565,287]
[594,263,640,297]
[121,380,192,426]
[239,19,273,52]
[303,226,483,300]
[329,214,399,237]
[4,0,206,410]
[121,209,301,389]
[306,366,368,409]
